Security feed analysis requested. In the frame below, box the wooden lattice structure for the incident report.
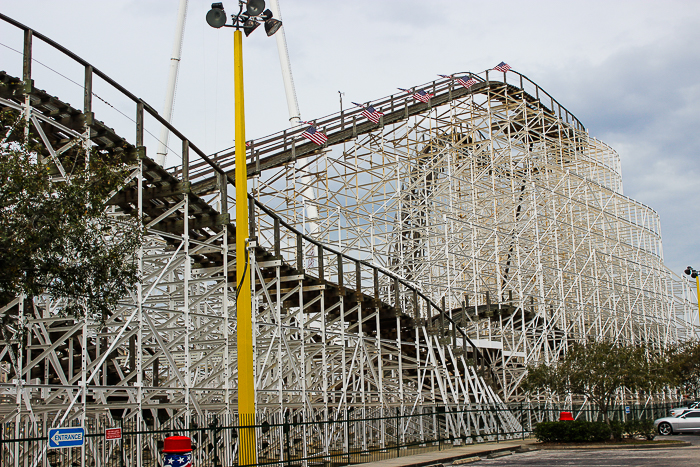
[0,12,696,466]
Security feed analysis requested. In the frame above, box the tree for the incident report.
[521,340,670,423]
[666,340,700,397]
[0,109,143,326]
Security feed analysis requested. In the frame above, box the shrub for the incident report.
[533,421,611,443]
[610,420,624,441]
[588,421,613,442]
[624,419,656,440]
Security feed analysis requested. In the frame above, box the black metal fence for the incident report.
[0,402,680,467]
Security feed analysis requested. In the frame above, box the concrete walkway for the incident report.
[353,439,538,467]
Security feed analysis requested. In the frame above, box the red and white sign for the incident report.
[105,428,122,441]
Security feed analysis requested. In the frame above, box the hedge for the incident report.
[533,420,612,442]
[534,419,657,442]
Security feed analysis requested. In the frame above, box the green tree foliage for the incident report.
[522,340,671,423]
[666,340,700,396]
[0,109,142,324]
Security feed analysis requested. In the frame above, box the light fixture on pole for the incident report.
[205,3,227,28]
[684,266,700,326]
[261,9,283,36]
[205,2,282,465]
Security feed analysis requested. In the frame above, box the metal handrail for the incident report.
[182,68,586,183]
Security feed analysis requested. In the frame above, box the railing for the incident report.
[1,405,521,467]
[0,402,677,467]
[179,66,586,186]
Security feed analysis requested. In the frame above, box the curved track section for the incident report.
[0,14,536,466]
[249,43,697,401]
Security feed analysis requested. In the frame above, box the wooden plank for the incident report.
[108,182,191,205]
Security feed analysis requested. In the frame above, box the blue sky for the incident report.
[1,0,699,278]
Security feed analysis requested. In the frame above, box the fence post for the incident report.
[439,407,443,451]
[496,405,500,443]
[211,416,221,467]
[520,402,524,440]
[284,412,291,467]
[395,407,400,458]
[119,418,125,467]
[345,407,350,460]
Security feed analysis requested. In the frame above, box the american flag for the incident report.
[440,74,477,88]
[353,102,384,124]
[164,453,192,467]
[456,76,478,88]
[494,62,511,72]
[399,88,433,103]
[301,124,328,146]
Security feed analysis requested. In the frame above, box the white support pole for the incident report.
[268,0,318,237]
[155,0,189,167]
[269,0,301,127]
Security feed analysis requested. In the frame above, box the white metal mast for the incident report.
[269,0,301,127]
[268,0,318,237]
[155,0,189,167]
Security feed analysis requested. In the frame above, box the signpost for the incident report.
[48,427,85,449]
[105,428,122,441]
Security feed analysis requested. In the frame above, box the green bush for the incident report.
[533,420,612,443]
[534,419,657,443]
[624,419,656,440]
[610,420,624,441]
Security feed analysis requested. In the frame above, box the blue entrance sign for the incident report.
[625,406,631,414]
[48,427,85,449]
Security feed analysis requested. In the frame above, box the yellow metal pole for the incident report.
[695,275,700,327]
[234,29,256,466]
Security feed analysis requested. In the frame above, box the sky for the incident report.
[1,0,699,278]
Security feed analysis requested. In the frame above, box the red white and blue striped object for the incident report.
[440,74,478,88]
[398,88,433,103]
[494,62,511,72]
[456,76,477,88]
[301,124,328,146]
[353,102,384,124]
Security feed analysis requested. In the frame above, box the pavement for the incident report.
[354,438,538,467]
[353,434,700,467]
[476,437,700,466]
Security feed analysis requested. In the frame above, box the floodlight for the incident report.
[264,18,282,36]
[686,267,692,276]
[243,19,260,37]
[246,0,265,16]
[261,9,273,21]
[206,3,227,28]
[693,271,699,279]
